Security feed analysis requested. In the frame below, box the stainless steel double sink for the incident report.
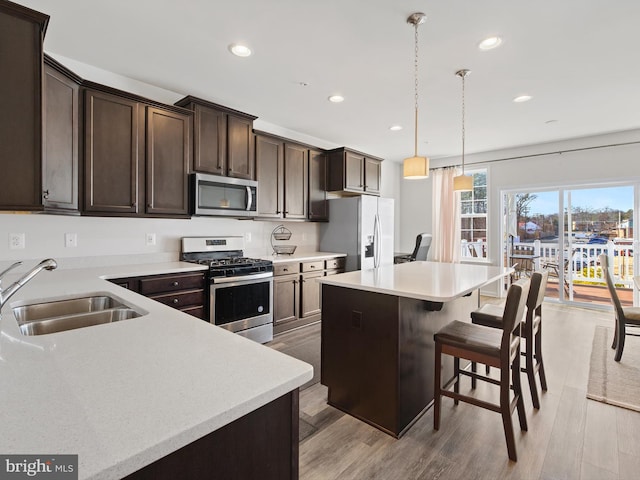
[12,294,145,336]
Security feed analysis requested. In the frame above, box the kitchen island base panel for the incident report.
[321,284,478,438]
[124,390,299,480]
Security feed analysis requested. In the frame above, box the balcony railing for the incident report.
[461,239,635,288]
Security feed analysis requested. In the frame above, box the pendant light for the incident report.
[403,12,429,179]
[453,69,473,191]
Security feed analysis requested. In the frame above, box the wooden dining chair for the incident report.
[470,270,549,409]
[599,254,640,361]
[433,279,530,461]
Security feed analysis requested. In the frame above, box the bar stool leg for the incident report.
[513,348,528,433]
[454,357,460,405]
[525,332,540,409]
[536,323,548,391]
[500,361,517,462]
[434,341,442,430]
[471,361,477,389]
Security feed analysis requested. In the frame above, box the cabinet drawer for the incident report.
[301,261,323,272]
[149,289,205,309]
[274,262,299,276]
[325,257,346,270]
[139,272,205,295]
[181,305,206,320]
[325,269,345,276]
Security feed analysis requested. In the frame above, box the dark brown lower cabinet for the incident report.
[273,257,345,335]
[124,390,299,480]
[321,284,476,438]
[108,271,207,320]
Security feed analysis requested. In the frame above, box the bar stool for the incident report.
[433,279,530,462]
[471,270,549,409]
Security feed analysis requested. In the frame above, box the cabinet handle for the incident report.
[283,268,288,272]
[173,298,179,304]
[292,280,298,284]
[310,265,315,269]
[172,281,179,287]
[42,189,50,200]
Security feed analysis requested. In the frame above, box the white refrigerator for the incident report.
[319,196,394,271]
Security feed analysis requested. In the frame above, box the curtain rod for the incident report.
[434,140,640,169]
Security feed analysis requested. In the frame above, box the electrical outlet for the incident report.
[64,233,77,248]
[145,233,156,246]
[9,233,25,250]
[245,232,252,243]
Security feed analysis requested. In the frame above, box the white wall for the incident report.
[399,129,640,270]
[0,54,402,271]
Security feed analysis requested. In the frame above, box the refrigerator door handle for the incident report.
[374,213,381,268]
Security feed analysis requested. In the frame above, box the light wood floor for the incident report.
[272,301,640,480]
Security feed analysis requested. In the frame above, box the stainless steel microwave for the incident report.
[190,173,258,217]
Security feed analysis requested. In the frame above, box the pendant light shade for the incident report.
[452,174,473,191]
[453,69,473,192]
[403,156,429,178]
[403,13,429,180]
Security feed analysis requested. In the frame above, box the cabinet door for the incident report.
[344,151,364,192]
[283,143,308,219]
[0,5,46,210]
[193,104,226,175]
[255,134,283,218]
[300,271,323,318]
[84,89,141,214]
[308,149,328,221]
[145,106,190,216]
[364,158,381,196]
[274,274,299,326]
[43,63,79,211]
[227,115,255,179]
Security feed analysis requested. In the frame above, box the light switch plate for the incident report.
[65,233,77,248]
[9,233,25,250]
[145,233,156,246]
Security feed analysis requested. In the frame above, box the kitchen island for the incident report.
[319,261,511,438]
[0,262,312,480]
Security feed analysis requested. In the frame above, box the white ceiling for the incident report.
[19,0,640,162]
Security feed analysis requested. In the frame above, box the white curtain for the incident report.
[431,167,461,263]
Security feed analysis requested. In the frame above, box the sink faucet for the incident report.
[0,259,58,309]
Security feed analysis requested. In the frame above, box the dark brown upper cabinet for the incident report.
[0,1,49,211]
[283,142,308,219]
[175,96,257,180]
[255,133,284,218]
[42,55,81,213]
[327,147,383,196]
[254,132,308,220]
[83,83,192,218]
[308,149,328,221]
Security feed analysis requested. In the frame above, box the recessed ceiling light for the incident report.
[328,95,344,103]
[229,44,252,57]
[478,36,503,50]
[513,95,532,103]
[389,125,403,131]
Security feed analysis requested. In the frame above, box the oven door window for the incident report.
[213,281,271,326]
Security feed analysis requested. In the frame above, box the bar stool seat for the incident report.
[434,320,504,357]
[470,304,504,329]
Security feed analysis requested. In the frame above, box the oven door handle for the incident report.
[212,272,273,284]
[246,186,253,211]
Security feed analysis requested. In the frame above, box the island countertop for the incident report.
[319,261,512,302]
[0,262,312,480]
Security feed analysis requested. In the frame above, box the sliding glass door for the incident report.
[504,184,635,307]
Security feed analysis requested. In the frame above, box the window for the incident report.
[460,169,487,258]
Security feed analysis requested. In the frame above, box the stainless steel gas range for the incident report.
[181,236,273,343]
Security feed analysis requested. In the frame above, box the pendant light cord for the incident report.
[413,22,419,158]
[461,71,466,174]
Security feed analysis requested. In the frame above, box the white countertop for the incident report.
[0,262,312,480]
[319,261,512,302]
[261,251,346,264]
